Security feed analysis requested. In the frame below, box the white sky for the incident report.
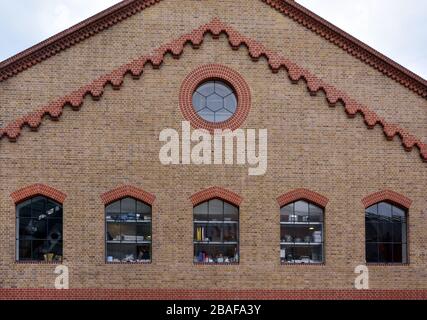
[0,0,425,79]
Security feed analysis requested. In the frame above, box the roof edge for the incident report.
[0,0,426,99]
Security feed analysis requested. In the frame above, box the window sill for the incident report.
[15,260,62,265]
[105,261,152,265]
[193,262,239,266]
[366,263,410,266]
[281,262,325,266]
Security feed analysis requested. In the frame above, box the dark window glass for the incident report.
[194,199,239,263]
[105,197,152,263]
[16,196,63,262]
[280,200,324,264]
[365,202,408,263]
[192,80,237,123]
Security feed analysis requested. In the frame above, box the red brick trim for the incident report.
[361,189,412,209]
[10,184,67,204]
[277,188,329,208]
[190,186,243,207]
[0,289,426,300]
[0,1,425,99]
[1,18,426,163]
[262,0,427,98]
[100,185,156,205]
[179,64,251,132]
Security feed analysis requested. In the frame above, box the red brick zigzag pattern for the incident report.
[0,18,426,163]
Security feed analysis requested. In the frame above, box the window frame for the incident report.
[193,198,240,265]
[365,201,409,265]
[15,196,63,263]
[104,197,153,264]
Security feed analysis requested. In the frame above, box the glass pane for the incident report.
[378,223,393,242]
[224,202,238,221]
[365,204,379,222]
[19,218,47,240]
[309,203,323,222]
[32,240,50,261]
[311,245,323,263]
[198,108,215,122]
[280,244,294,263]
[194,244,238,263]
[121,198,136,218]
[46,200,62,218]
[206,224,222,242]
[17,200,31,218]
[120,223,137,242]
[366,243,378,263]
[208,199,223,221]
[136,223,151,242]
[280,203,293,222]
[197,81,215,96]
[194,202,208,221]
[31,196,46,219]
[392,223,403,243]
[192,92,206,112]
[378,243,393,263]
[194,224,207,242]
[47,219,62,241]
[282,224,322,243]
[106,243,138,262]
[393,244,403,263]
[224,94,237,113]
[136,201,151,220]
[294,201,309,222]
[106,223,121,241]
[215,81,233,97]
[215,110,233,122]
[18,240,32,260]
[378,202,392,221]
[223,223,238,242]
[206,93,223,112]
[365,222,378,242]
[392,206,406,222]
[292,245,312,263]
[106,201,121,220]
[136,244,151,262]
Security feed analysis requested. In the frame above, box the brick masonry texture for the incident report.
[277,188,329,208]
[10,184,67,204]
[190,186,243,206]
[0,0,426,295]
[100,185,156,205]
[0,19,426,162]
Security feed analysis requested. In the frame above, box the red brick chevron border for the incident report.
[0,288,426,300]
[100,185,156,205]
[277,188,329,208]
[0,1,425,99]
[11,184,67,204]
[190,186,243,207]
[362,189,412,209]
[0,18,426,163]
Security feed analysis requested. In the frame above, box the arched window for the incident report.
[16,196,63,262]
[105,197,152,263]
[365,202,407,263]
[280,200,324,264]
[193,199,239,264]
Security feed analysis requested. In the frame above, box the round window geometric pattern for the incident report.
[192,81,237,123]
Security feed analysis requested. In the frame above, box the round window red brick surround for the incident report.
[179,64,251,132]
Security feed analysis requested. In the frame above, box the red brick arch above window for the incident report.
[190,187,243,207]
[362,190,412,209]
[277,188,329,208]
[11,184,67,204]
[180,64,251,133]
[100,185,156,206]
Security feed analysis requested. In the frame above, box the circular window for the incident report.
[180,64,251,132]
[192,81,237,123]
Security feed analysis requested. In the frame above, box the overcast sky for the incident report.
[0,0,425,79]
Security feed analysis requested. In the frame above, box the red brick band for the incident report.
[277,188,329,208]
[1,18,426,163]
[10,184,67,204]
[180,64,251,132]
[362,189,412,209]
[190,186,243,207]
[0,289,426,300]
[100,185,156,205]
